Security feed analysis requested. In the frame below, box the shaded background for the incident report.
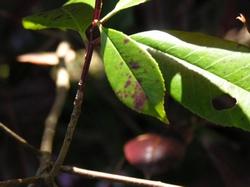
[1,0,250,186]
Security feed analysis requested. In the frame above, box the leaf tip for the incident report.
[22,17,30,29]
[160,113,169,124]
[22,17,44,30]
[155,106,169,124]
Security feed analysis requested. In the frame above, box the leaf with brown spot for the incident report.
[130,61,140,69]
[132,30,250,131]
[100,27,168,123]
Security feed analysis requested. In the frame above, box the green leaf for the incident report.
[64,0,95,7]
[167,30,250,52]
[100,27,168,123]
[101,0,150,23]
[132,31,250,130]
[22,0,94,39]
[114,0,150,11]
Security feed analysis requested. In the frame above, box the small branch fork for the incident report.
[27,42,72,187]
[0,163,182,187]
[0,123,181,187]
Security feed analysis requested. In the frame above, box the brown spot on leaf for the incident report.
[125,79,131,88]
[130,62,140,69]
[116,89,129,99]
[133,83,147,110]
[212,94,237,110]
[124,38,130,44]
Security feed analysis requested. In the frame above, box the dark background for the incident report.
[1,0,250,186]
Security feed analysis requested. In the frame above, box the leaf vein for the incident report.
[62,6,82,33]
[204,53,235,70]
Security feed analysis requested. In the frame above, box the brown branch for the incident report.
[49,0,103,179]
[48,35,92,179]
[0,122,40,156]
[61,166,183,187]
[0,176,42,187]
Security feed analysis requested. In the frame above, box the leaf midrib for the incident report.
[150,46,250,95]
[62,6,83,34]
[154,44,250,92]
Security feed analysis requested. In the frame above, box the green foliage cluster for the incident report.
[23,0,250,131]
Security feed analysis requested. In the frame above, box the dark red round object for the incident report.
[124,133,186,176]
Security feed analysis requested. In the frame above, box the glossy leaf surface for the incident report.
[101,28,167,123]
[167,30,250,52]
[102,0,150,22]
[23,0,94,38]
[132,31,250,130]
[114,0,150,12]
[64,0,94,7]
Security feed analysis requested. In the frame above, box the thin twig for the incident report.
[39,87,68,151]
[40,42,71,154]
[0,176,42,187]
[61,166,183,187]
[29,42,71,187]
[49,0,103,178]
[0,122,40,156]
